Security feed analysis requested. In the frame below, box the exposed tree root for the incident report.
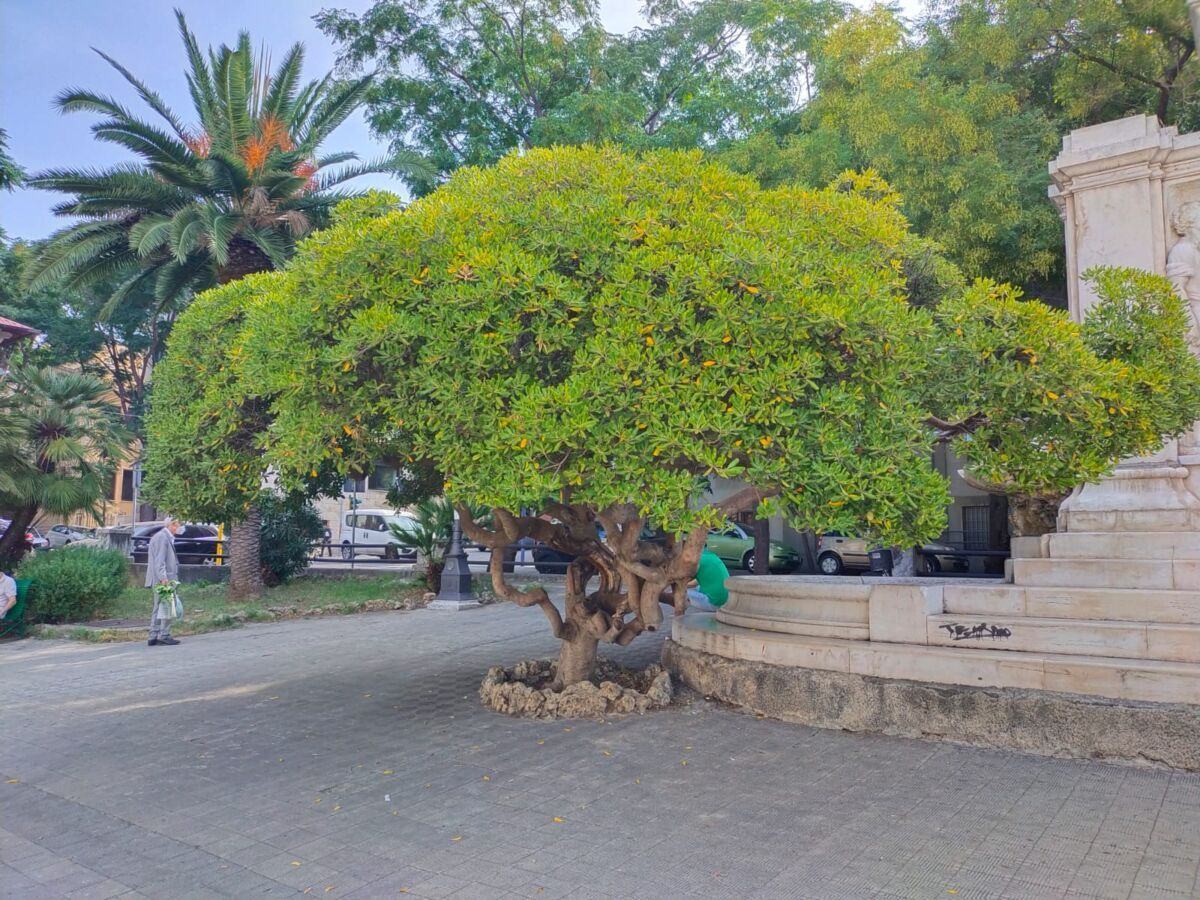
[479,658,673,719]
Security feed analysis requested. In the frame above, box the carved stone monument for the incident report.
[1049,114,1200,531]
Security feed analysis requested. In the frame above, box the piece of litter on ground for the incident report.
[384,794,391,802]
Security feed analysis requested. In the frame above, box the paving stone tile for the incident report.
[2,599,1197,900]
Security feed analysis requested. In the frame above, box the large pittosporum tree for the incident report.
[146,147,1200,685]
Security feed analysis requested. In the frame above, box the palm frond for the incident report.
[296,75,372,151]
[177,9,219,127]
[91,118,194,168]
[169,206,206,261]
[315,152,435,191]
[54,88,135,119]
[264,42,305,121]
[93,47,188,139]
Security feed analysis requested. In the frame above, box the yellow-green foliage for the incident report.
[928,271,1200,495]
[142,275,277,521]
[244,146,951,544]
[146,146,1200,547]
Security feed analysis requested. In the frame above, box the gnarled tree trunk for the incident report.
[460,502,716,688]
[228,505,264,600]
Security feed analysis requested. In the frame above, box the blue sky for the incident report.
[0,0,644,241]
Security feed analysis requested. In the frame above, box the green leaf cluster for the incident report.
[147,147,1200,548]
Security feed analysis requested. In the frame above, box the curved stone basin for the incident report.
[717,574,876,640]
[716,574,977,641]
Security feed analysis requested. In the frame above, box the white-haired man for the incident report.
[146,517,181,646]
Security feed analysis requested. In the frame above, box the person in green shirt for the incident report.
[688,548,730,611]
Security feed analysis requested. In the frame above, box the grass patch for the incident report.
[93,573,430,637]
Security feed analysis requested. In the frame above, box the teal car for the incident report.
[706,523,800,573]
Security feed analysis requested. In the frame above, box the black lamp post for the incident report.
[430,512,479,609]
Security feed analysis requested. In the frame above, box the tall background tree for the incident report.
[317,0,841,194]
[25,10,429,598]
[324,0,1197,298]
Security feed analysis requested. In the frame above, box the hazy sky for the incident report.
[0,0,904,242]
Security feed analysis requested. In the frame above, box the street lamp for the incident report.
[429,510,480,610]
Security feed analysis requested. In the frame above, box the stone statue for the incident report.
[1166,200,1200,345]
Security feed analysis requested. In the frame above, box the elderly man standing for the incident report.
[146,517,182,646]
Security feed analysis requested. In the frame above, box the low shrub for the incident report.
[259,493,324,586]
[17,546,129,624]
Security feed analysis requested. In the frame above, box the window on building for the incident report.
[368,464,397,492]
[342,475,367,493]
[119,469,134,502]
[962,505,990,550]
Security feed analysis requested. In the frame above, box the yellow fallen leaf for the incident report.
[325,887,335,894]
[482,775,491,781]
[536,739,545,745]
[634,778,641,785]
[552,817,565,824]
[451,835,463,842]
[424,784,432,789]
[332,805,341,812]
[5,779,18,784]
[681,760,688,766]
[563,727,572,733]
[601,751,613,757]
[291,860,302,867]
[382,770,394,775]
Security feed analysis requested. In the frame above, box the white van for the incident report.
[341,508,417,560]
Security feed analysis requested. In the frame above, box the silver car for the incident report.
[46,524,95,548]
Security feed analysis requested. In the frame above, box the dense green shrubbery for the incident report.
[258,493,324,587]
[17,547,129,623]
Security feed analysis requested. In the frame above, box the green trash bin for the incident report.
[0,578,31,639]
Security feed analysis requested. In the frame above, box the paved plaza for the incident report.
[2,595,1199,900]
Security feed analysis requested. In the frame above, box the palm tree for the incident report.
[0,366,131,567]
[25,10,430,597]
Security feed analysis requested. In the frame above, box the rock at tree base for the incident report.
[480,659,672,719]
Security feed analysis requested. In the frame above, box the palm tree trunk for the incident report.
[217,239,274,284]
[228,505,265,600]
[0,505,37,568]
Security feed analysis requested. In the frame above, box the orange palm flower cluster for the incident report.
[240,115,297,173]
[183,130,211,158]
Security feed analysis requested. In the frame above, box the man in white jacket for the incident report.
[146,517,181,646]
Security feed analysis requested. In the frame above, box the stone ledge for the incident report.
[663,639,1200,771]
[673,613,1200,704]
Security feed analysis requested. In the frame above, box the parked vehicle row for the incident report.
[816,533,970,576]
[130,522,221,565]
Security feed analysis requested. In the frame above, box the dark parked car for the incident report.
[131,523,220,565]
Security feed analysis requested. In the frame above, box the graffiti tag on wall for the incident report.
[940,623,1012,641]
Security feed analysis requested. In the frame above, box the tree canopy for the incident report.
[317,0,841,194]
[146,146,1200,682]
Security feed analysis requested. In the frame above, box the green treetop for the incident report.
[146,147,1200,684]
